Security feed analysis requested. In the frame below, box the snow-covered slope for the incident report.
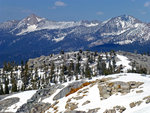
[116,54,132,72]
[1,73,150,113]
[43,73,150,113]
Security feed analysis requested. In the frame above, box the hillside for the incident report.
[0,51,150,112]
[1,73,150,113]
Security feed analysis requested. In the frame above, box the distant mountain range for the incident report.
[1,14,150,66]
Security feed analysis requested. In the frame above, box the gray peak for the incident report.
[23,14,43,25]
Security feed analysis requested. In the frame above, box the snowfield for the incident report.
[43,73,150,113]
[1,73,150,113]
[116,54,132,72]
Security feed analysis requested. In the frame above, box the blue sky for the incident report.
[0,0,150,22]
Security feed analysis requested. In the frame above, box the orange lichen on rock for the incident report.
[66,82,91,97]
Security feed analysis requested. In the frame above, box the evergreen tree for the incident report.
[112,58,116,73]
[43,63,48,80]
[0,85,4,95]
[59,64,65,83]
[97,55,103,75]
[75,61,80,75]
[5,79,9,94]
[11,77,17,92]
[22,61,29,90]
[79,49,83,53]
[101,61,107,75]
[60,50,64,54]
[50,62,55,83]
[85,62,91,79]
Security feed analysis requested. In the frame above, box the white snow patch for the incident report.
[116,40,134,45]
[76,84,101,112]
[36,17,43,22]
[52,36,65,42]
[85,23,99,27]
[116,54,132,72]
[17,24,37,35]
[101,29,127,36]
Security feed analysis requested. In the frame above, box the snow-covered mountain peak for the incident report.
[10,14,46,35]
[22,14,44,25]
[111,15,141,24]
[103,15,142,30]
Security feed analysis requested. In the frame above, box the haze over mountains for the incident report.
[1,14,150,65]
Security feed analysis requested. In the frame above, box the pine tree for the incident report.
[70,60,74,71]
[75,61,80,75]
[50,62,55,83]
[11,77,17,92]
[43,63,48,81]
[60,50,64,54]
[35,67,38,81]
[101,61,107,75]
[97,55,103,75]
[112,58,116,73]
[5,79,9,94]
[22,61,29,90]
[32,68,38,89]
[85,62,91,79]
[59,65,64,83]
[0,85,4,95]
[79,49,83,53]
[108,60,113,74]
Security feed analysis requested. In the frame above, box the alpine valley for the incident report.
[1,14,150,65]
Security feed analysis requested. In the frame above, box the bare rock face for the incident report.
[103,106,126,113]
[113,106,126,113]
[98,81,130,100]
[82,100,90,106]
[29,103,51,113]
[98,85,111,99]
[65,102,78,111]
[128,81,144,89]
[129,102,136,108]
[87,108,100,113]
[0,97,19,111]
[98,80,144,100]
[16,85,62,113]
[136,90,143,93]
[64,111,86,113]
[73,96,84,100]
[143,95,150,104]
[129,101,143,108]
[53,81,85,100]
[103,109,116,113]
